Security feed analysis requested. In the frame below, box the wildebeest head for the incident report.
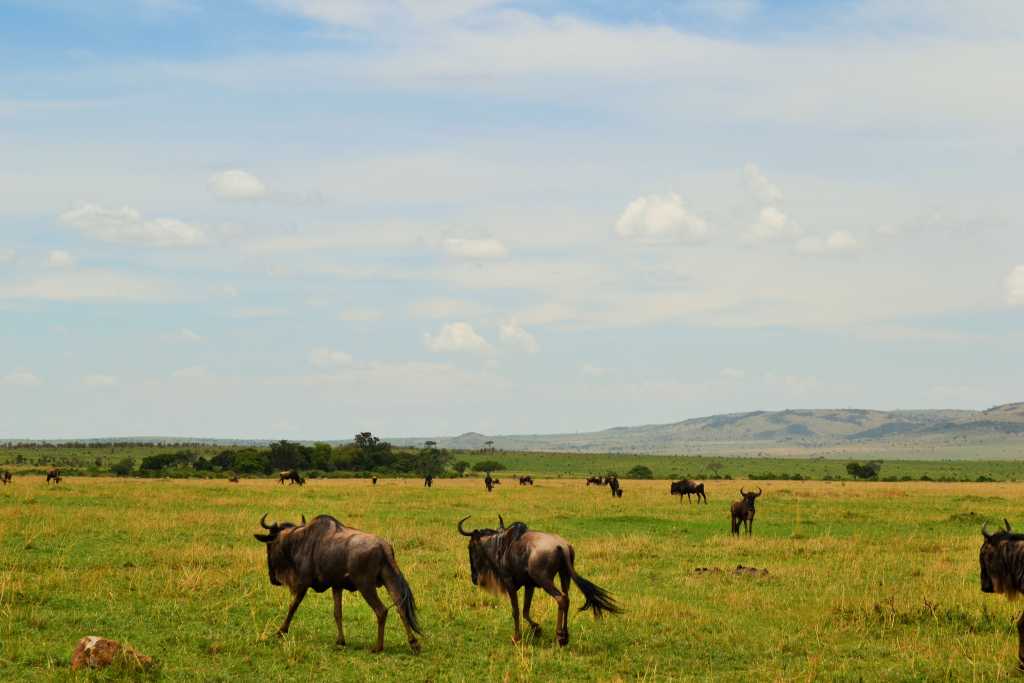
[254,513,306,586]
[980,519,1019,595]
[458,515,501,588]
[739,487,762,505]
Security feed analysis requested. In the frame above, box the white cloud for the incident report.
[743,163,782,204]
[796,230,859,254]
[209,169,268,200]
[83,374,118,387]
[424,322,491,353]
[615,193,710,244]
[338,307,383,322]
[60,204,205,247]
[47,250,74,268]
[442,237,508,259]
[581,363,607,378]
[1007,265,1024,306]
[1,370,40,387]
[720,367,746,379]
[308,347,354,368]
[409,297,483,319]
[0,249,15,264]
[269,0,504,28]
[688,0,761,21]
[231,307,288,319]
[172,366,210,380]
[171,328,203,343]
[498,321,539,353]
[0,270,169,302]
[746,206,800,242]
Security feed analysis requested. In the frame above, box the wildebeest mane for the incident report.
[474,522,529,594]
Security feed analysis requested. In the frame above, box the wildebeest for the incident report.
[423,475,433,488]
[979,519,1024,669]
[730,487,762,536]
[46,468,61,484]
[1,470,11,485]
[372,477,378,486]
[458,515,621,646]
[671,479,707,504]
[585,476,604,486]
[519,476,534,486]
[254,514,421,653]
[484,473,494,492]
[606,476,622,498]
[228,474,240,483]
[278,469,305,486]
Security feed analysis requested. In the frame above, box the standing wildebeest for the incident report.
[458,515,621,646]
[730,487,762,536]
[254,514,421,653]
[1,470,11,485]
[586,476,604,486]
[606,476,622,498]
[519,476,534,486]
[485,473,494,492]
[423,475,433,488]
[979,519,1024,669]
[671,479,707,504]
[46,468,61,484]
[278,469,305,486]
[228,474,239,483]
[372,477,378,486]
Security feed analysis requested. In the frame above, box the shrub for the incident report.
[472,460,506,472]
[110,458,134,477]
[625,465,654,479]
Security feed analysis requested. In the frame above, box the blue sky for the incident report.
[1,0,1022,439]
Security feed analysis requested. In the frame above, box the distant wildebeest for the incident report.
[423,475,433,488]
[372,477,378,486]
[228,474,239,483]
[1,470,11,485]
[519,476,534,486]
[586,476,604,486]
[671,479,707,504]
[278,469,305,486]
[485,473,494,492]
[254,514,421,653]
[458,515,621,646]
[46,468,61,484]
[730,487,762,536]
[979,519,1024,669]
[606,476,621,498]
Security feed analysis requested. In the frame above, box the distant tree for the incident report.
[846,460,882,480]
[353,432,394,470]
[484,440,495,452]
[452,460,471,476]
[110,458,134,476]
[414,446,451,478]
[625,465,653,479]
[472,460,506,472]
[269,440,312,471]
[425,440,437,448]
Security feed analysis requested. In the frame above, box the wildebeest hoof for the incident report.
[275,630,287,638]
[335,638,346,647]
[409,640,421,654]
[529,623,542,635]
[556,631,569,647]
[371,645,384,654]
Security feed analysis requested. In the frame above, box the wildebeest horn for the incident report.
[983,522,992,540]
[756,487,763,496]
[458,515,473,536]
[498,515,505,530]
[259,513,272,530]
[1005,518,1013,532]
[740,487,747,496]
[301,514,307,525]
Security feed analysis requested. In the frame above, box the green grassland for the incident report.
[2,476,1023,681]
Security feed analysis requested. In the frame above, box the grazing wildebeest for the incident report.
[1,470,11,485]
[606,476,621,498]
[585,476,604,486]
[979,519,1024,669]
[730,487,762,536]
[278,469,305,486]
[485,473,494,492]
[46,468,61,484]
[229,475,240,483]
[423,475,433,488]
[519,476,534,486]
[671,479,707,504]
[254,514,421,653]
[458,515,621,646]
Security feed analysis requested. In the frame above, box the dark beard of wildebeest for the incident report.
[671,479,707,504]
[519,476,533,486]
[1,470,11,485]
[254,514,421,653]
[46,469,61,484]
[278,469,304,486]
[458,515,621,646]
[730,487,762,536]
[979,518,1024,670]
[586,476,604,486]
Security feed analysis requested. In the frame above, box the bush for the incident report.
[472,460,506,472]
[110,458,134,476]
[625,465,653,479]
[452,460,471,476]
[846,461,882,480]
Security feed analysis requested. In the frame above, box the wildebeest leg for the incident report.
[523,585,541,635]
[1016,611,1024,670]
[358,584,389,653]
[537,576,570,646]
[508,589,522,643]
[278,586,308,635]
[332,587,345,646]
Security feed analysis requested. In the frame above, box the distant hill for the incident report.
[390,403,1024,456]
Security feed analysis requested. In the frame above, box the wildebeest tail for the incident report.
[561,547,622,618]
[385,550,421,634]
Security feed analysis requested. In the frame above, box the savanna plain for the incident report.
[1,474,1020,681]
